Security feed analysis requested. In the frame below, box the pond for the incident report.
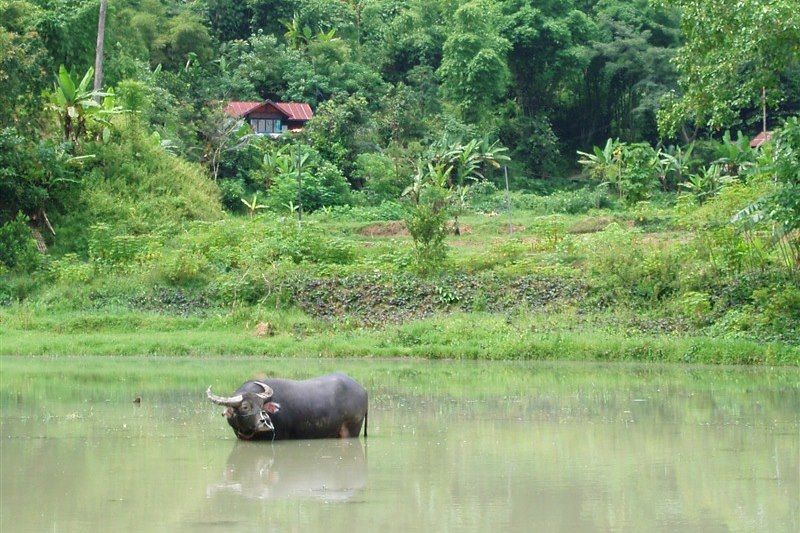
[1,357,798,532]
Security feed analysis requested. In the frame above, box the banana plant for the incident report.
[241,193,267,217]
[680,164,733,204]
[49,65,121,144]
[713,130,755,177]
[577,138,622,182]
[282,14,314,49]
[658,143,696,189]
[432,138,510,187]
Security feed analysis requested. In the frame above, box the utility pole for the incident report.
[93,0,108,100]
[504,166,512,236]
[296,148,303,228]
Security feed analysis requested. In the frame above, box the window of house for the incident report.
[250,118,283,134]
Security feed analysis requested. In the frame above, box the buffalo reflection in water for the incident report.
[207,439,367,502]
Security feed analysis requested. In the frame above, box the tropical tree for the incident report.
[438,0,511,124]
[201,112,252,180]
[656,0,800,136]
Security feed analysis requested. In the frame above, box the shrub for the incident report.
[752,285,800,331]
[268,221,354,265]
[160,249,211,285]
[472,187,614,215]
[218,179,247,212]
[0,212,40,272]
[587,223,682,302]
[403,168,452,275]
[317,201,408,222]
[354,153,406,203]
[48,253,94,284]
[266,158,351,212]
[678,291,712,326]
[87,223,161,266]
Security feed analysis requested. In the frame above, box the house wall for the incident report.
[246,112,285,134]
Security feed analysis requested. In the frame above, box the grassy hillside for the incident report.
[2,177,798,364]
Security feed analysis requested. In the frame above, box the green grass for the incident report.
[2,308,797,365]
[4,186,798,365]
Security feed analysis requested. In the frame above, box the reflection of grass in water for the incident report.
[2,356,798,413]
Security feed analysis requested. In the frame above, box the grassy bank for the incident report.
[2,307,797,365]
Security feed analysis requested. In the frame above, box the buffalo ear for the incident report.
[264,402,280,414]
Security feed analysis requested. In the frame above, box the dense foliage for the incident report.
[1,0,798,361]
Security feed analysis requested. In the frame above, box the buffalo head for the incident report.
[206,381,281,439]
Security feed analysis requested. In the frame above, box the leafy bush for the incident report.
[269,222,354,265]
[218,179,247,212]
[0,127,79,223]
[47,253,94,284]
[752,284,800,331]
[403,166,452,274]
[770,117,800,234]
[263,145,352,212]
[587,223,682,302]
[316,201,408,222]
[472,187,614,215]
[87,223,161,267]
[354,153,406,203]
[0,212,39,272]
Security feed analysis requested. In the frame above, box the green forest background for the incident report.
[1,0,798,363]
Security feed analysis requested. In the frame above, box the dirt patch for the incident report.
[450,223,473,235]
[359,221,473,237]
[253,322,274,337]
[567,216,615,234]
[498,224,525,234]
[359,221,408,237]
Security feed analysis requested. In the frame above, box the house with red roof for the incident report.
[749,130,773,149]
[224,100,314,136]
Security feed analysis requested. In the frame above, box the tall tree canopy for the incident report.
[437,0,510,125]
[657,0,800,136]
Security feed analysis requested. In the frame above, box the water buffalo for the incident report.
[206,373,368,440]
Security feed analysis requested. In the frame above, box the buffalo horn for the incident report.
[253,381,274,399]
[206,387,243,407]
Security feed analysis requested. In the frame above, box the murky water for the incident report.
[1,357,798,532]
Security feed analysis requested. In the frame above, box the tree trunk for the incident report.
[93,0,108,99]
[30,228,47,253]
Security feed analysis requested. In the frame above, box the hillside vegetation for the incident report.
[1,0,798,363]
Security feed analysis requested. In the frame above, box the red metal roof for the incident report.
[274,102,314,121]
[224,101,262,117]
[224,101,313,121]
[749,131,773,148]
